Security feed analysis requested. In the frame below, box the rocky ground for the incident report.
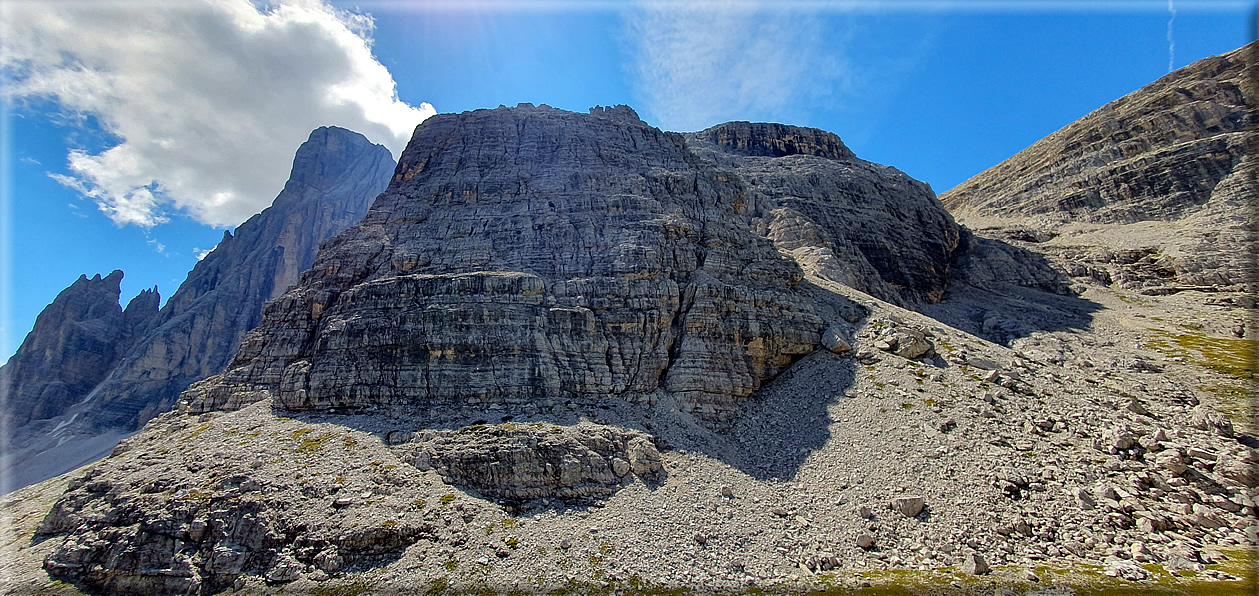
[3,272,1254,595]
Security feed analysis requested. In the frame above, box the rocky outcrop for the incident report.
[83,127,395,430]
[941,41,1257,294]
[400,422,663,501]
[183,105,825,426]
[0,271,158,428]
[685,123,964,304]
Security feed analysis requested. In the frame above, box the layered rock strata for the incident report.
[400,422,664,501]
[183,105,831,425]
[0,271,158,428]
[686,123,964,304]
[941,41,1257,294]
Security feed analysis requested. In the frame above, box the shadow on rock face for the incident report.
[922,231,1104,346]
[720,349,857,481]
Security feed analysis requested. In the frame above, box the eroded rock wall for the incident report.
[685,123,964,305]
[184,105,826,426]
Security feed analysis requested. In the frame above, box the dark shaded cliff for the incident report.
[685,122,963,304]
[1,127,396,494]
[0,272,158,428]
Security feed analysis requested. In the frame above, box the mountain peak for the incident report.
[690,121,856,161]
[284,126,394,194]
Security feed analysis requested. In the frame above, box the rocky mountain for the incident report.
[0,127,395,492]
[941,40,1257,295]
[86,126,396,430]
[0,271,158,429]
[684,122,963,304]
[180,105,967,431]
[5,46,1257,595]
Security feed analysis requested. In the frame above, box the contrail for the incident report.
[1167,0,1176,72]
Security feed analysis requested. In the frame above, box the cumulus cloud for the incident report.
[625,1,851,132]
[1,0,433,228]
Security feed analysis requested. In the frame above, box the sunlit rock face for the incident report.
[941,42,1257,293]
[184,105,828,426]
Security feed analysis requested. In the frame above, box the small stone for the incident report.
[265,555,303,583]
[721,485,734,498]
[694,532,708,545]
[333,497,353,508]
[1155,450,1188,476]
[857,505,872,519]
[856,533,875,549]
[187,520,207,541]
[962,553,990,575]
[559,539,572,549]
[610,457,630,477]
[891,496,925,517]
[1024,570,1040,582]
[822,325,852,354]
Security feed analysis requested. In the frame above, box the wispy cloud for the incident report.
[18,156,40,166]
[1167,0,1177,71]
[625,1,852,132]
[1,0,433,229]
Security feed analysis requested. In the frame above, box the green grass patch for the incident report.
[295,432,338,454]
[180,423,212,443]
[1147,330,1258,380]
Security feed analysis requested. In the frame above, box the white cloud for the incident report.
[1,0,433,228]
[194,245,218,261]
[625,1,852,132]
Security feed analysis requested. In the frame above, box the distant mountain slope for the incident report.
[0,272,158,428]
[1,126,395,492]
[940,41,1256,294]
[87,126,396,429]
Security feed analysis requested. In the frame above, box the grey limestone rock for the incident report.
[400,422,663,501]
[184,105,827,426]
[685,122,964,305]
[942,41,1258,294]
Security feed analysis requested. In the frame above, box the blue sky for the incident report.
[1,0,1254,362]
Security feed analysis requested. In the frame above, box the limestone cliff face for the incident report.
[0,272,158,428]
[941,41,1257,293]
[80,127,396,429]
[184,105,828,426]
[686,123,964,304]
